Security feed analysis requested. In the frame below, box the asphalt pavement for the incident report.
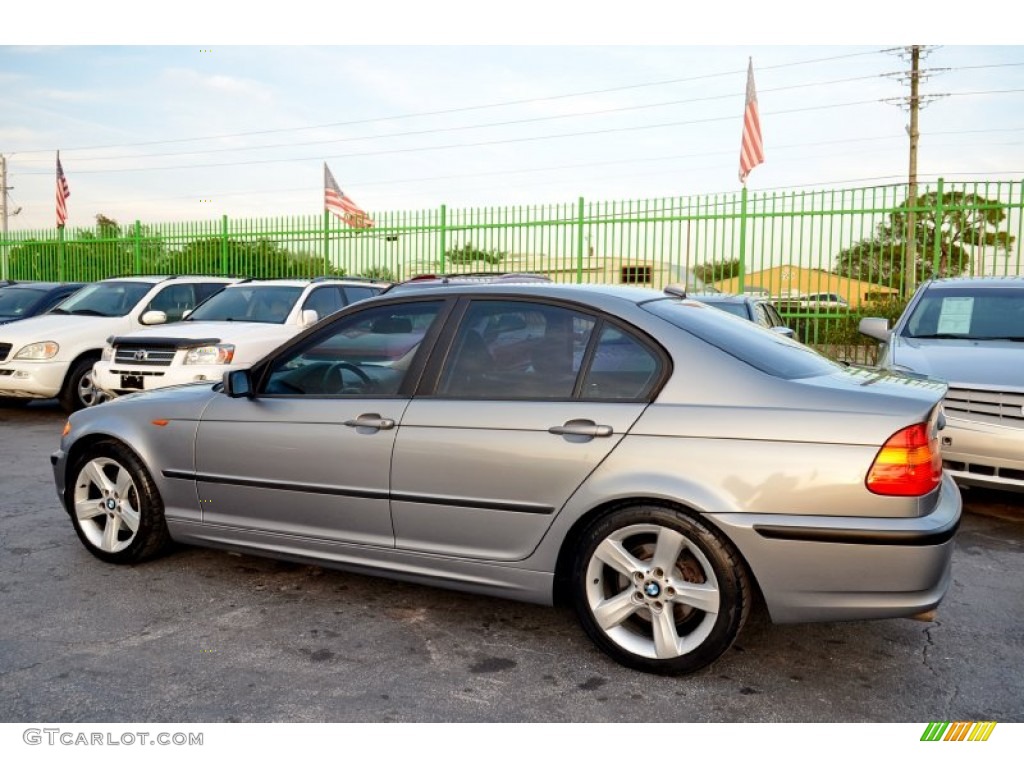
[2,400,1022,722]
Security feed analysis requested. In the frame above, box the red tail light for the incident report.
[866,422,942,496]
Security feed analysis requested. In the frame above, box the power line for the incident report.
[16,78,1023,178]
[10,48,892,156]
[68,74,892,165]
[22,98,899,176]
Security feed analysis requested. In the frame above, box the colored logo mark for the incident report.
[921,722,997,741]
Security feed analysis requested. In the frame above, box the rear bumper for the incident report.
[705,472,961,623]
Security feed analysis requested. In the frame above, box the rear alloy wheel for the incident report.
[69,441,171,564]
[571,505,750,675]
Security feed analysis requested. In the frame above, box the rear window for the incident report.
[642,298,840,379]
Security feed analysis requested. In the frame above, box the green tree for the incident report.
[692,258,741,285]
[447,242,505,266]
[360,265,398,282]
[834,191,1015,292]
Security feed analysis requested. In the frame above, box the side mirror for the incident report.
[140,310,168,325]
[223,369,253,399]
[182,309,192,320]
[858,317,890,342]
[300,309,319,328]
[771,326,795,338]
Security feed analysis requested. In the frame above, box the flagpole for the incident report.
[738,185,748,294]
[737,57,763,296]
[57,223,65,282]
[323,209,330,276]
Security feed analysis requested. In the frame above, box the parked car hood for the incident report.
[115,320,295,345]
[0,314,134,359]
[892,337,1024,389]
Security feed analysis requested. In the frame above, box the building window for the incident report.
[620,266,652,284]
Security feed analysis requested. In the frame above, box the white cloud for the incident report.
[159,67,274,101]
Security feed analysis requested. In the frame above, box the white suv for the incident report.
[0,275,235,412]
[93,277,387,401]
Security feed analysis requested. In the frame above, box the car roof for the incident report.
[383,272,551,293]
[924,275,1024,289]
[98,275,235,284]
[375,281,668,307]
[0,281,82,292]
[228,277,387,289]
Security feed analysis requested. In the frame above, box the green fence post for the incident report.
[220,214,229,275]
[576,196,585,284]
[323,210,331,275]
[737,187,748,292]
[133,220,142,275]
[439,204,447,273]
[932,178,944,276]
[57,226,65,281]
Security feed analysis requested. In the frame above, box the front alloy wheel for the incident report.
[572,506,750,675]
[69,441,170,564]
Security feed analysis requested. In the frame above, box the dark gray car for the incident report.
[0,281,86,325]
[53,283,960,675]
[860,276,1024,493]
[688,292,794,337]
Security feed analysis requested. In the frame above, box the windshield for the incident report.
[187,285,303,324]
[0,287,44,318]
[901,284,1024,341]
[51,281,152,318]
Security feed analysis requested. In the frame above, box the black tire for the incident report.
[570,505,750,675]
[58,356,105,413]
[67,440,171,565]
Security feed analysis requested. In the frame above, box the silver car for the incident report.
[53,283,960,675]
[860,276,1024,494]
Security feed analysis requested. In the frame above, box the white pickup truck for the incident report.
[0,275,236,412]
[92,277,387,401]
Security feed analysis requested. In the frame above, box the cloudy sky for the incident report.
[2,2,1022,231]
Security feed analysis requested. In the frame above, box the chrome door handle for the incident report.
[344,413,396,430]
[548,419,613,438]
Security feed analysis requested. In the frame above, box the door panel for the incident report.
[391,398,646,561]
[191,298,448,548]
[195,396,405,547]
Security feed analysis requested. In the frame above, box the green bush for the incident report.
[792,297,909,347]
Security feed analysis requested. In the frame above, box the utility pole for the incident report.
[884,46,947,297]
[1,154,9,281]
[904,46,921,298]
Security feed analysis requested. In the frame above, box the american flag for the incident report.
[324,163,373,228]
[56,152,71,227]
[738,59,765,184]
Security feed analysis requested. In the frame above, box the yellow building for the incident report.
[714,264,898,308]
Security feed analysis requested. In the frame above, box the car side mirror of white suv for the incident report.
[859,317,890,342]
[300,309,319,328]
[141,310,168,326]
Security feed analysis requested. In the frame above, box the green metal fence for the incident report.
[2,178,1021,363]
